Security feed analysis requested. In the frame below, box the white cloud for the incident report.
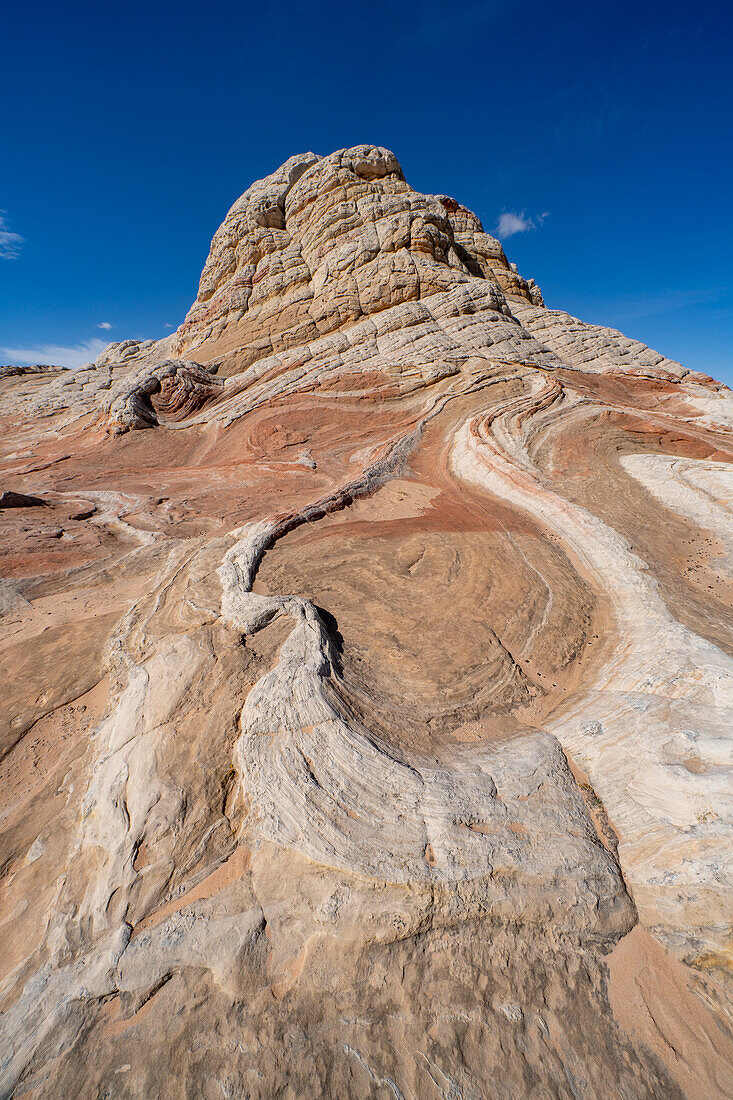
[0,212,23,259]
[97,321,113,330]
[0,338,109,369]
[495,210,548,240]
[164,322,174,329]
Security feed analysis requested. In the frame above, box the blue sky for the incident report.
[1,0,731,382]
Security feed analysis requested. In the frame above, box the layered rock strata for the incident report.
[1,146,731,1099]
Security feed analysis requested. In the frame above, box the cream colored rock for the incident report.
[1,146,731,1099]
[103,358,223,433]
[450,374,733,962]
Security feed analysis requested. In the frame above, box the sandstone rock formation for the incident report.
[1,146,731,1099]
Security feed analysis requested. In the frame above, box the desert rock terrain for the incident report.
[1,146,731,1098]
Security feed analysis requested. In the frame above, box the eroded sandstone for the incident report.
[1,146,731,1099]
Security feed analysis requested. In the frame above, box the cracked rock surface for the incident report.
[1,146,732,1099]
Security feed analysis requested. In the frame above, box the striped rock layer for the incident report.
[1,146,732,1099]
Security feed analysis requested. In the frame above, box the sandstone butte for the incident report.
[0,146,732,1099]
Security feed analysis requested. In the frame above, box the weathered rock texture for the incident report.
[1,146,732,1099]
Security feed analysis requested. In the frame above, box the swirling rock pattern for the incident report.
[103,358,224,434]
[0,146,731,1099]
